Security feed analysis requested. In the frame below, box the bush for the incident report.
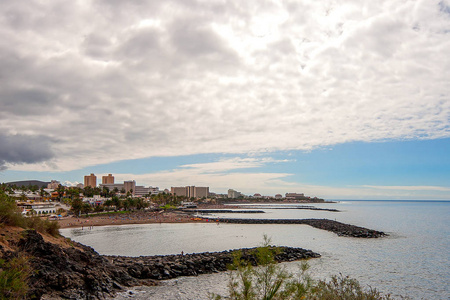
[0,193,26,228]
[310,274,393,300]
[211,235,397,300]
[0,191,60,237]
[0,255,32,300]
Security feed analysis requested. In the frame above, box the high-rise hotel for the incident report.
[84,173,97,188]
[102,174,114,184]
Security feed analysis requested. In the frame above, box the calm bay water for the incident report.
[61,201,450,300]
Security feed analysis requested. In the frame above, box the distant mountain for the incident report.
[4,180,50,188]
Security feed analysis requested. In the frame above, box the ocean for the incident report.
[60,200,450,299]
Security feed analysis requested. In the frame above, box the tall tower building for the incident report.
[102,174,114,184]
[84,173,97,188]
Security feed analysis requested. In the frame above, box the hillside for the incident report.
[3,180,50,188]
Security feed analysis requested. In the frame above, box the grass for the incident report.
[0,255,32,300]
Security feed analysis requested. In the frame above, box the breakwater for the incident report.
[232,206,340,212]
[205,218,386,238]
[106,246,320,281]
[186,209,265,213]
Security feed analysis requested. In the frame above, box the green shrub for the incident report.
[43,221,60,237]
[212,235,398,300]
[310,274,393,300]
[0,193,25,228]
[0,256,32,300]
[0,191,60,237]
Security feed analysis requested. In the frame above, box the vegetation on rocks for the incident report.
[0,255,32,300]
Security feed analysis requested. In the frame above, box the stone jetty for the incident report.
[106,246,320,281]
[209,218,386,238]
[233,206,340,212]
[187,209,265,213]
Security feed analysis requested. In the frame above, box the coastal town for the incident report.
[1,173,326,222]
[0,174,389,299]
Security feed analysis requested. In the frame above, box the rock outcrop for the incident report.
[6,230,319,299]
[16,229,141,299]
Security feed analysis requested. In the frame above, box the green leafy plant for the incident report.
[0,256,32,300]
[0,190,60,237]
[212,235,397,300]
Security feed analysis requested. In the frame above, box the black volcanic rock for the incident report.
[11,230,319,299]
[210,218,387,238]
[106,246,320,281]
[17,230,140,299]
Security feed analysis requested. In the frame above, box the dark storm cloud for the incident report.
[0,134,54,170]
[0,88,57,116]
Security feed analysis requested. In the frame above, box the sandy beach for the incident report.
[57,210,206,229]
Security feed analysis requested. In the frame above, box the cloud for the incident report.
[0,0,449,171]
[179,157,294,173]
[0,134,54,170]
[105,156,450,200]
[362,185,450,192]
[110,157,293,193]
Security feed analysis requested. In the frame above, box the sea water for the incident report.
[60,201,450,299]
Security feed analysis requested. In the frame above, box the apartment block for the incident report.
[193,186,209,198]
[102,174,115,185]
[84,173,97,188]
[124,180,136,194]
[228,189,242,198]
[171,186,210,198]
[100,180,159,197]
[134,186,160,197]
[171,187,187,197]
[285,193,305,200]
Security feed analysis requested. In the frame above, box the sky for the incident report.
[0,0,449,200]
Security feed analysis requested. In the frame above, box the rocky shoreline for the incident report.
[11,229,320,299]
[206,218,387,238]
[106,246,320,281]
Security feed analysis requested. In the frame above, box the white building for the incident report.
[100,181,160,197]
[134,186,160,197]
[285,193,306,200]
[83,195,111,206]
[19,203,57,215]
[228,189,242,198]
[47,180,60,189]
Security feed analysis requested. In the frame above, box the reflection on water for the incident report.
[61,201,450,300]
